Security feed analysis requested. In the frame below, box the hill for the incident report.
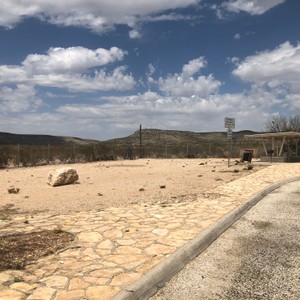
[0,129,259,146]
[105,129,258,145]
[0,132,99,145]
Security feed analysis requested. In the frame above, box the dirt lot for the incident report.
[0,158,267,215]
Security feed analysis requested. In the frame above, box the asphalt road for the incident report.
[151,180,300,300]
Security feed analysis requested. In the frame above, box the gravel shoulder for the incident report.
[151,180,300,300]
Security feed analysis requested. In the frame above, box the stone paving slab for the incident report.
[0,163,300,300]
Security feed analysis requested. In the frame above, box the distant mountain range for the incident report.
[0,132,99,145]
[0,129,259,146]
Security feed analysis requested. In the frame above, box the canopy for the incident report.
[244,131,300,157]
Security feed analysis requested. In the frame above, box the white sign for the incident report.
[225,117,235,129]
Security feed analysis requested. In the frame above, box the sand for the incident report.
[0,158,266,215]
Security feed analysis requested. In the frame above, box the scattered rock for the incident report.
[159,185,166,189]
[244,164,254,170]
[8,187,20,194]
[97,193,103,196]
[139,188,145,192]
[48,168,79,187]
[215,178,223,181]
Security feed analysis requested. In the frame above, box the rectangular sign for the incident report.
[225,117,235,129]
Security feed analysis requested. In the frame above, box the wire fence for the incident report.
[0,141,263,168]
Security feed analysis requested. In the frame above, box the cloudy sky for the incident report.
[0,0,299,140]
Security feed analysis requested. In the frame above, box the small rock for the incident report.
[8,187,20,194]
[159,185,166,189]
[139,188,145,192]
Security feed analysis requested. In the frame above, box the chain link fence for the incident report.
[0,141,263,168]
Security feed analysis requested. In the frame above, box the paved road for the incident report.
[151,180,300,300]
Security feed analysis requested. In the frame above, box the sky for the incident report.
[0,0,300,140]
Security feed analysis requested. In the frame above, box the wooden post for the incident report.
[17,144,20,167]
[47,144,50,164]
[139,124,142,158]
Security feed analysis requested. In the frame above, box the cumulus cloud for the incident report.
[56,91,231,136]
[55,85,280,138]
[232,41,300,92]
[213,0,285,18]
[0,0,201,33]
[222,0,285,15]
[0,46,135,92]
[158,57,221,97]
[0,84,42,113]
[129,29,142,39]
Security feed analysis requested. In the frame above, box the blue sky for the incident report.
[0,0,300,140]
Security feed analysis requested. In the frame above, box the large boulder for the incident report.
[48,168,79,187]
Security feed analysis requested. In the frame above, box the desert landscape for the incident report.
[0,158,267,216]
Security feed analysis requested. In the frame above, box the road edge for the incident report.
[112,176,300,300]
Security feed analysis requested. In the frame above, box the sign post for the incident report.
[224,117,235,167]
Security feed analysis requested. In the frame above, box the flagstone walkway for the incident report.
[1,163,300,300]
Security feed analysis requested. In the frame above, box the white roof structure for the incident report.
[244,131,300,139]
[244,131,300,157]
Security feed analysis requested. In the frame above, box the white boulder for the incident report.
[48,168,79,187]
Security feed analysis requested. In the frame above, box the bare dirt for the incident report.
[0,158,267,215]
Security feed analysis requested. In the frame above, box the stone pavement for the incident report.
[1,163,300,300]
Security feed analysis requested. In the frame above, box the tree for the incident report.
[265,115,300,132]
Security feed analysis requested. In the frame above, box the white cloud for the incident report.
[23,46,126,74]
[129,29,142,39]
[0,0,202,33]
[0,46,135,92]
[0,85,282,139]
[222,0,285,15]
[234,33,241,40]
[182,57,207,77]
[158,57,221,97]
[54,87,279,138]
[232,41,300,93]
[0,84,42,113]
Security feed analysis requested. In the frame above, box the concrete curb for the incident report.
[112,176,300,300]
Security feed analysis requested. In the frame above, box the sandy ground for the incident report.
[0,158,267,215]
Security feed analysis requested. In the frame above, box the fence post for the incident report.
[72,143,76,163]
[17,144,20,167]
[47,144,50,164]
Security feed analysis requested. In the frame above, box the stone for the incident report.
[86,286,120,300]
[0,289,25,300]
[110,272,141,286]
[48,168,79,187]
[7,187,20,194]
[54,289,85,300]
[41,275,69,289]
[27,287,56,300]
[68,277,90,290]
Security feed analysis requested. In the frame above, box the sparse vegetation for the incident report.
[0,129,263,168]
[0,230,74,271]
